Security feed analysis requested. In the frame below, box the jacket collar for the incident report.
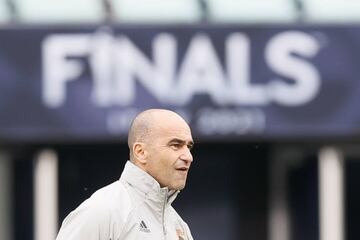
[120,161,179,204]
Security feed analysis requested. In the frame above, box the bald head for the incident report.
[128,109,190,160]
[127,109,194,189]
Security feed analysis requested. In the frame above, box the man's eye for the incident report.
[171,144,180,149]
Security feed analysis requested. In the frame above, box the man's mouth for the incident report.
[175,167,188,172]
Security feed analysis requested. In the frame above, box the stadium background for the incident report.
[0,1,360,240]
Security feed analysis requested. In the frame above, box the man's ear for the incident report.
[133,142,147,164]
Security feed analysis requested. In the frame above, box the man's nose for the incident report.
[180,148,193,163]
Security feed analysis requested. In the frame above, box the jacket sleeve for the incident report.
[184,222,194,240]
[56,199,122,240]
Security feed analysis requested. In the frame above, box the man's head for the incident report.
[128,109,194,190]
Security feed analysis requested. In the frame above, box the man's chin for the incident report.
[169,182,186,191]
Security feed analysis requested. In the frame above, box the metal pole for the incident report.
[268,147,293,240]
[34,149,58,240]
[0,151,13,240]
[319,147,345,240]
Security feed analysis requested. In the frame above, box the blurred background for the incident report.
[0,0,360,240]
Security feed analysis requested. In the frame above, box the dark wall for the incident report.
[57,142,270,240]
[15,142,357,240]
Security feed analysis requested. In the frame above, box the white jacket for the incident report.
[56,161,193,240]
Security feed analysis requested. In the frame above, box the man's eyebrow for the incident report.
[168,138,186,144]
[168,138,194,146]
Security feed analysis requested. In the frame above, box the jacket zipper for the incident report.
[162,194,167,239]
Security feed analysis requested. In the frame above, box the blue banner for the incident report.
[0,25,359,142]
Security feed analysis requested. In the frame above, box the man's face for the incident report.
[144,119,194,190]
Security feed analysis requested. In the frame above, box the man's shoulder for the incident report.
[90,180,123,200]
[87,180,132,211]
[62,180,132,226]
[56,181,131,239]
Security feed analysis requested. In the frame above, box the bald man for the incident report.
[56,109,194,240]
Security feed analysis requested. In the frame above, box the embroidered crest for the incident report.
[176,228,186,240]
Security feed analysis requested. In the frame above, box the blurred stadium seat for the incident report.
[206,0,297,23]
[0,0,10,23]
[111,0,201,23]
[303,0,360,23]
[5,0,360,25]
[16,0,104,23]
